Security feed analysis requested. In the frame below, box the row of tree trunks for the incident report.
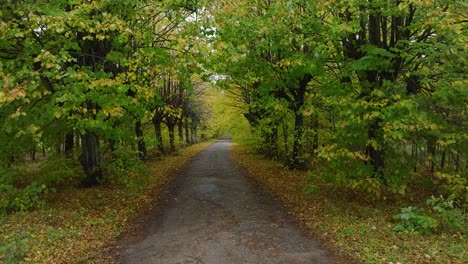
[152,114,201,154]
[27,113,200,187]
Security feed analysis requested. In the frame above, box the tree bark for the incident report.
[185,119,191,145]
[366,119,385,177]
[190,126,196,144]
[31,147,36,161]
[168,122,176,152]
[291,110,305,168]
[289,74,311,169]
[80,132,102,186]
[135,120,147,160]
[152,116,164,153]
[190,118,198,144]
[263,125,278,159]
[65,132,74,158]
[178,119,184,146]
[440,151,446,169]
[42,142,46,157]
[166,117,177,152]
[282,122,289,157]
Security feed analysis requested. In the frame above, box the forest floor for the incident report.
[231,145,467,264]
[2,140,465,263]
[115,139,350,264]
[0,142,212,263]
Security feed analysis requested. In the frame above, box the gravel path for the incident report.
[119,140,334,264]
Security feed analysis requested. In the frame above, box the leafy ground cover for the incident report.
[0,142,212,264]
[231,145,467,264]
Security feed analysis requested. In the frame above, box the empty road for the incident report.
[119,139,334,264]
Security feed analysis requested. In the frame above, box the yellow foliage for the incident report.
[103,106,124,118]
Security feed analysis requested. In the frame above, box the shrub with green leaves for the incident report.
[435,172,468,209]
[36,155,78,187]
[102,148,147,187]
[0,231,31,264]
[0,181,49,214]
[426,195,465,234]
[393,196,466,236]
[392,206,438,235]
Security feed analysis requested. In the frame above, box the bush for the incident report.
[393,196,466,235]
[37,155,78,187]
[0,231,31,263]
[0,181,50,215]
[392,206,438,235]
[426,195,465,234]
[435,172,468,208]
[102,148,147,187]
[1,164,53,214]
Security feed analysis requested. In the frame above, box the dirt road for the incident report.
[119,140,334,264]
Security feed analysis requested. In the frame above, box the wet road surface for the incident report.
[119,140,333,264]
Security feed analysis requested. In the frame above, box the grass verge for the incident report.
[0,141,212,264]
[231,144,467,264]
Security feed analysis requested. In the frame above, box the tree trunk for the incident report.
[263,125,278,159]
[190,126,196,144]
[135,120,147,160]
[152,117,164,153]
[178,119,184,146]
[190,118,198,144]
[289,75,310,169]
[201,130,206,141]
[65,132,74,158]
[440,151,446,169]
[366,119,385,177]
[80,132,102,187]
[291,110,305,168]
[31,147,36,161]
[42,142,46,157]
[167,120,176,152]
[282,122,289,158]
[185,120,191,145]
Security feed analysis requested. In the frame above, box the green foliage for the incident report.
[0,0,208,187]
[102,148,148,188]
[36,156,78,187]
[393,196,466,236]
[0,180,50,215]
[0,230,31,264]
[392,206,439,235]
[435,172,468,208]
[426,195,465,234]
[212,0,466,198]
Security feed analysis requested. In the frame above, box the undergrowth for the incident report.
[0,142,212,263]
[231,144,467,264]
